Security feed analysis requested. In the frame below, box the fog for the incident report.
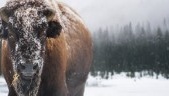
[1,0,169,31]
[62,0,169,31]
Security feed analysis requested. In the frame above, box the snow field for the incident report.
[1,73,169,96]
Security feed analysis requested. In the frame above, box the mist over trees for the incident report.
[91,20,169,79]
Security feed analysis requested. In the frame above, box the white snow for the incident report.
[0,77,8,96]
[1,73,169,96]
[85,73,169,96]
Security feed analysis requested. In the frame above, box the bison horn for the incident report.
[43,8,56,22]
[0,7,10,23]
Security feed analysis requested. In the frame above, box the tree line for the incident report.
[91,22,169,79]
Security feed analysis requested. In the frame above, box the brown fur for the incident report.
[1,1,92,96]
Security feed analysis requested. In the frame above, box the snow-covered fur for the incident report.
[0,0,92,96]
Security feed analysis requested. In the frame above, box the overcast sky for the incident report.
[1,0,169,31]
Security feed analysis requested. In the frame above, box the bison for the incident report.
[0,0,92,96]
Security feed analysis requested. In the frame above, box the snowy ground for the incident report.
[1,73,169,96]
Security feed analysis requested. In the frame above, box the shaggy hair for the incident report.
[0,0,92,96]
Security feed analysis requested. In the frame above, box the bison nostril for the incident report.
[33,63,38,70]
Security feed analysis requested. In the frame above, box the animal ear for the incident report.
[43,8,62,38]
[46,21,62,38]
[0,17,8,39]
[0,7,10,38]
[0,7,10,23]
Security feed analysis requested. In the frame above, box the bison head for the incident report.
[0,1,62,96]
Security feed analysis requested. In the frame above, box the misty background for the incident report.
[63,0,169,31]
[0,0,169,78]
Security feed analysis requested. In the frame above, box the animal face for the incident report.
[9,7,47,79]
[0,1,62,95]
